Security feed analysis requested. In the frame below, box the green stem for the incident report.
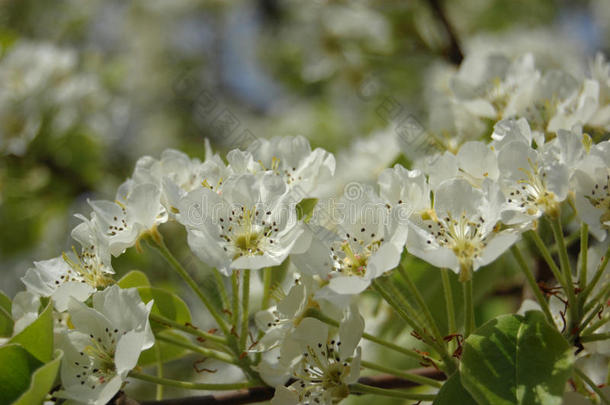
[463,278,475,337]
[577,223,589,325]
[349,383,436,401]
[511,245,554,325]
[574,368,610,405]
[550,216,578,336]
[360,360,443,388]
[212,268,230,311]
[129,371,255,391]
[240,270,251,350]
[584,283,610,315]
[441,269,456,335]
[231,272,240,329]
[372,279,456,375]
[262,267,273,310]
[149,313,227,345]
[526,230,565,285]
[579,305,604,335]
[304,308,423,361]
[371,279,425,333]
[149,235,230,336]
[154,341,163,400]
[580,332,610,343]
[548,229,581,255]
[580,246,610,304]
[156,334,237,365]
[581,316,610,336]
[398,265,445,346]
[578,223,589,302]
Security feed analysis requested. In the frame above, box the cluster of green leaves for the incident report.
[0,293,61,405]
[435,311,574,405]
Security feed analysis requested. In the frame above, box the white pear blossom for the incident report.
[89,179,167,256]
[572,141,610,241]
[292,184,409,295]
[21,257,101,313]
[253,275,344,352]
[451,52,541,122]
[547,79,600,133]
[131,140,231,214]
[415,141,499,189]
[0,291,41,346]
[266,306,364,405]
[408,178,519,280]
[0,41,109,156]
[254,279,311,353]
[378,165,431,215]
[69,214,115,279]
[10,291,41,336]
[178,173,309,275]
[21,214,115,311]
[588,53,610,130]
[317,129,401,199]
[227,135,335,199]
[55,285,154,405]
[494,119,584,225]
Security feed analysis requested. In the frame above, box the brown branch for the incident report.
[426,0,464,65]
[114,368,445,405]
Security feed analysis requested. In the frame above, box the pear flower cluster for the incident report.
[424,50,610,151]
[0,41,111,156]
[5,46,610,405]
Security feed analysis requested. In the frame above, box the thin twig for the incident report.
[118,369,445,405]
[426,0,464,64]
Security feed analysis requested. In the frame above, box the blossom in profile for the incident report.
[407,178,519,281]
[572,140,610,241]
[495,120,585,225]
[22,215,114,311]
[88,179,167,256]
[228,135,335,199]
[264,306,364,405]
[55,285,154,405]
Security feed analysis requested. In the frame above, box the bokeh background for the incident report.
[0,0,609,402]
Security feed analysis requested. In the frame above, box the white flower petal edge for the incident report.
[292,184,408,295]
[55,285,153,405]
[21,257,96,312]
[265,305,364,405]
[178,172,309,275]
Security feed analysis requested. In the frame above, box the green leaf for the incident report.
[13,350,63,405]
[0,290,11,314]
[0,290,13,337]
[117,270,151,288]
[296,198,318,222]
[0,307,12,338]
[195,270,225,314]
[138,330,190,367]
[460,311,574,405]
[137,287,191,326]
[0,344,43,405]
[9,302,54,363]
[258,259,291,292]
[433,373,477,405]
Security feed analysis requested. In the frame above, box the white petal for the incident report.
[339,305,364,358]
[270,386,299,405]
[277,283,306,318]
[328,276,370,295]
[52,281,95,312]
[435,178,484,217]
[477,231,519,270]
[115,330,149,377]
